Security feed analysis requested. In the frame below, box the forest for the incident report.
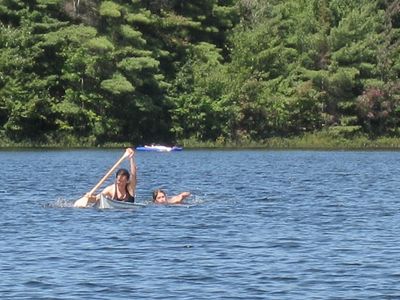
[0,0,399,146]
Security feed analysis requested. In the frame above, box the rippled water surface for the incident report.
[1,149,400,299]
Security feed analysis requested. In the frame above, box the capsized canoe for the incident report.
[95,194,146,209]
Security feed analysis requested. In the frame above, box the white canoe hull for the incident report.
[95,194,145,209]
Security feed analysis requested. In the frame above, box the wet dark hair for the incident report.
[116,168,130,179]
[152,189,166,201]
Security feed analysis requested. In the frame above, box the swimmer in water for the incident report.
[152,189,191,204]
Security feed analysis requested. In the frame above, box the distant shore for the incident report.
[180,133,400,150]
[2,131,400,150]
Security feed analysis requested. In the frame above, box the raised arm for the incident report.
[126,148,137,196]
[168,192,191,204]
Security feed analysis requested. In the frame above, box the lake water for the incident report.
[1,149,400,299]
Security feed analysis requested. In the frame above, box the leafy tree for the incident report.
[1,0,399,145]
[169,42,232,140]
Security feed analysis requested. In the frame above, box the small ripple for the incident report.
[253,196,280,203]
[269,241,303,249]
[76,281,102,288]
[24,278,59,288]
[341,261,364,267]
[269,276,298,282]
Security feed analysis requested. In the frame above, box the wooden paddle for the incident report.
[73,149,131,208]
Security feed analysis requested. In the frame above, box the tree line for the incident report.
[0,0,399,145]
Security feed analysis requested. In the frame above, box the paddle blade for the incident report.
[73,195,89,208]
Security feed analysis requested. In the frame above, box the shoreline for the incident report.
[2,133,400,150]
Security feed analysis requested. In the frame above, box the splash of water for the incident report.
[43,198,75,208]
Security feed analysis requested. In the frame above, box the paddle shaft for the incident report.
[88,151,129,195]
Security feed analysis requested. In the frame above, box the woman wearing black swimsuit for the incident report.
[99,148,137,202]
[97,148,137,202]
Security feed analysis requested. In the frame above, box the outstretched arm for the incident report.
[168,192,191,204]
[87,183,114,202]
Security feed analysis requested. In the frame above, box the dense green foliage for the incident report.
[0,0,399,146]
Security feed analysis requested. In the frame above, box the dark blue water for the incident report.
[1,149,400,299]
